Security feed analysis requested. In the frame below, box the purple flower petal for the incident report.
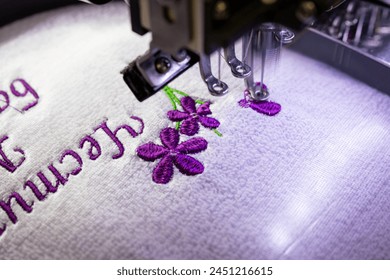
[152,155,174,184]
[167,110,189,121]
[180,117,200,136]
[198,116,220,129]
[176,137,208,154]
[249,101,281,116]
[136,143,168,161]
[180,96,196,113]
[238,99,250,108]
[160,127,180,149]
[196,102,212,116]
[173,154,204,176]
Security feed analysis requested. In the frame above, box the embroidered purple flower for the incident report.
[136,127,208,184]
[167,96,220,136]
[239,87,281,116]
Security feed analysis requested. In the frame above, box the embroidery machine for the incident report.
[2,0,390,100]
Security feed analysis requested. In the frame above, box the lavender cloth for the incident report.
[0,2,389,259]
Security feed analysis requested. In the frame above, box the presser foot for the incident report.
[224,44,251,78]
[248,82,270,101]
[199,54,229,96]
[243,23,294,101]
[122,49,198,102]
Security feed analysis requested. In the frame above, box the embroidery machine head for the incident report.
[120,0,389,101]
[122,0,341,101]
[2,0,389,99]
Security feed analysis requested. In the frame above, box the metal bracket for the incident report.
[199,54,228,96]
[224,44,251,78]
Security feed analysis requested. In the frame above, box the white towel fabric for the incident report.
[0,2,389,260]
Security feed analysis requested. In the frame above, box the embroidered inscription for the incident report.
[0,79,39,114]
[0,136,26,173]
[0,115,144,237]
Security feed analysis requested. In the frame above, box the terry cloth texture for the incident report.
[0,2,389,259]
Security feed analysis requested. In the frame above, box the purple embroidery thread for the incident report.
[60,150,83,176]
[137,127,207,184]
[163,86,223,136]
[136,86,222,184]
[96,116,144,159]
[130,115,145,135]
[0,116,145,237]
[79,135,102,160]
[0,90,10,113]
[167,96,220,136]
[10,79,39,112]
[239,86,281,116]
[0,192,34,224]
[0,136,26,173]
[24,181,47,201]
[36,165,68,193]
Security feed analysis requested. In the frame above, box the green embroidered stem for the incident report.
[164,87,182,130]
[173,88,205,105]
[170,92,181,105]
[169,87,189,97]
[164,87,181,105]
[165,86,206,105]
[164,85,221,135]
[164,88,177,110]
[212,129,223,137]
